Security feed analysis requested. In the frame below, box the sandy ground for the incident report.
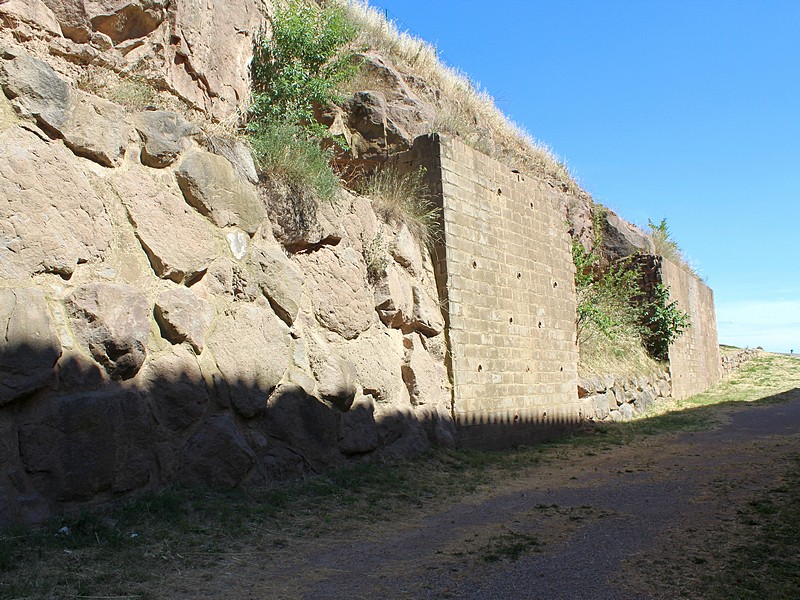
[156,392,800,600]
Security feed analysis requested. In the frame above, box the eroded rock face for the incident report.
[0,51,129,167]
[178,415,255,488]
[139,346,209,432]
[306,329,357,409]
[18,390,155,499]
[0,50,70,132]
[89,0,170,45]
[332,329,408,405]
[298,245,374,339]
[114,167,218,283]
[0,288,62,406]
[66,283,150,380]
[245,241,303,326]
[154,286,214,353]
[323,52,436,171]
[600,210,655,262]
[205,303,291,419]
[0,12,459,529]
[0,126,113,279]
[0,0,62,38]
[134,110,198,168]
[165,0,264,118]
[176,148,264,234]
[60,90,128,166]
[264,182,344,252]
[374,262,414,328]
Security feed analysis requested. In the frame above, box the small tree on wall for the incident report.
[640,283,691,361]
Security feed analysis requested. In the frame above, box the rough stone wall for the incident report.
[720,348,762,378]
[397,135,579,447]
[0,46,455,527]
[0,0,267,120]
[578,370,672,422]
[662,259,721,400]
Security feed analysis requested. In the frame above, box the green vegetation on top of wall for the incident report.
[247,0,358,200]
[647,217,698,276]
[573,227,691,373]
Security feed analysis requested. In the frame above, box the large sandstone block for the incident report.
[305,329,357,409]
[176,148,265,234]
[0,49,69,132]
[138,346,209,432]
[0,288,62,406]
[66,283,150,380]
[0,51,128,167]
[178,415,254,488]
[114,167,218,283]
[246,242,304,326]
[0,0,62,37]
[205,303,291,419]
[374,262,414,328]
[60,90,129,167]
[262,384,342,466]
[154,286,214,353]
[297,246,374,339]
[133,110,198,168]
[18,390,156,500]
[338,395,379,455]
[0,127,113,278]
[88,0,169,45]
[332,329,409,406]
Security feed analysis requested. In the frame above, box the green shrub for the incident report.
[574,242,641,346]
[248,120,339,202]
[641,283,691,361]
[249,0,357,132]
[359,165,440,247]
[573,232,690,367]
[648,218,685,264]
[247,0,358,200]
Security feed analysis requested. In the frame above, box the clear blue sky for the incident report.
[369,0,800,353]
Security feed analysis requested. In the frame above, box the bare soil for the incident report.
[148,391,800,600]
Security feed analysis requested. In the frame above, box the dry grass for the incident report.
[342,0,581,194]
[77,67,161,112]
[358,165,439,246]
[578,325,665,380]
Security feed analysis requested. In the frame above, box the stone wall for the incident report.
[661,259,721,400]
[578,369,671,422]
[0,49,455,527]
[397,135,579,447]
[720,348,762,378]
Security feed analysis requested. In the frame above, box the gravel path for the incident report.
[171,393,800,600]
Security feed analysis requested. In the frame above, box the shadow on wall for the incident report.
[455,411,581,450]
[0,340,443,528]
[0,338,586,527]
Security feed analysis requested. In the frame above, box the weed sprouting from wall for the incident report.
[359,165,440,248]
[573,224,690,374]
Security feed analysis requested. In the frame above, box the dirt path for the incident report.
[163,393,800,599]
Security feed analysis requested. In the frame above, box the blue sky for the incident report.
[369,0,800,353]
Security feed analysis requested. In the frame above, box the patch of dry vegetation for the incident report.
[358,165,439,246]
[342,0,581,194]
[578,327,665,380]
